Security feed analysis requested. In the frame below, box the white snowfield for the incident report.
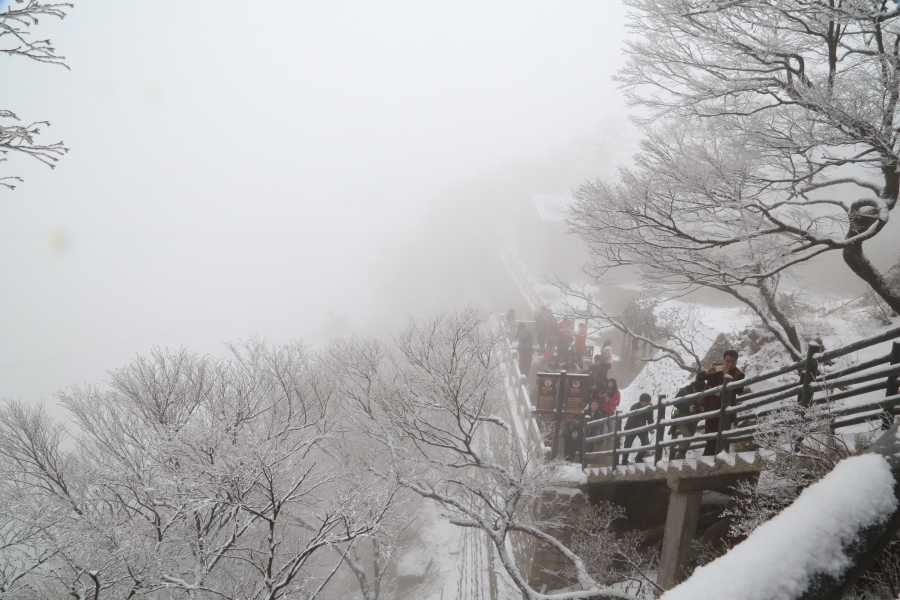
[662,453,898,600]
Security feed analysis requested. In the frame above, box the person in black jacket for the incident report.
[562,418,583,462]
[586,354,607,397]
[620,393,654,465]
[700,349,746,456]
[670,372,706,459]
[582,400,604,454]
[516,322,535,378]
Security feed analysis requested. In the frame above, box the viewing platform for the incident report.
[500,315,900,590]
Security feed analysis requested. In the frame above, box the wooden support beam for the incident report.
[657,485,703,590]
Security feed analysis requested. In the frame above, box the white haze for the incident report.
[4,2,894,409]
[0,1,637,405]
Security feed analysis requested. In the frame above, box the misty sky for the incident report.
[1,2,636,404]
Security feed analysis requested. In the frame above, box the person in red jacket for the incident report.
[598,378,621,417]
[556,317,575,355]
[574,322,588,358]
[542,331,556,364]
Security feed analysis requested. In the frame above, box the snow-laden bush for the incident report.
[726,403,872,538]
[697,399,900,599]
[565,502,656,598]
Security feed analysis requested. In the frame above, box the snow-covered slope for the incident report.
[621,302,746,407]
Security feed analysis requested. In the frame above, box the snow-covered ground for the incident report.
[379,501,494,600]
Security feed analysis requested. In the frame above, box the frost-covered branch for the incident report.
[0,1,70,65]
[1,1,71,189]
[556,282,705,372]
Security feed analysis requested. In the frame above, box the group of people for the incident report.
[669,349,746,458]
[566,352,746,464]
[513,307,603,379]
[509,309,747,464]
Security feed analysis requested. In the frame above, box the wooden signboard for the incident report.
[584,344,595,359]
[536,374,559,411]
[565,374,590,413]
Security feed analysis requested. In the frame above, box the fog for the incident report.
[0,2,637,404]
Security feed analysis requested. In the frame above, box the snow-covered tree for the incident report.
[573,0,900,357]
[564,502,657,598]
[1,1,70,189]
[321,336,430,600]
[348,308,643,600]
[0,341,398,599]
[572,122,807,361]
[0,401,62,596]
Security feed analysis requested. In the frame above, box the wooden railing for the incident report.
[497,319,550,460]
[581,326,900,468]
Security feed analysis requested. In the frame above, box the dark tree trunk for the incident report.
[843,243,900,315]
[759,278,804,358]
[881,164,899,212]
[714,283,803,361]
[842,199,900,316]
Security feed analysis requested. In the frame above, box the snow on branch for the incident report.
[1,2,71,189]
[556,281,711,373]
[0,112,68,188]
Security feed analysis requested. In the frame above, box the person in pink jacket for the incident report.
[598,378,621,417]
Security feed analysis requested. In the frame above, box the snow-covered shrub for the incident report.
[847,538,900,600]
[565,502,655,598]
[726,402,871,537]
[862,291,898,327]
[618,296,664,341]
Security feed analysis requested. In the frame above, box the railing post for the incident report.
[550,371,567,460]
[715,376,733,455]
[654,394,666,463]
[881,342,900,430]
[799,342,822,408]
[580,417,587,469]
[612,411,621,467]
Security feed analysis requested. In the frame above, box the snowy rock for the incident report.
[663,454,898,600]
